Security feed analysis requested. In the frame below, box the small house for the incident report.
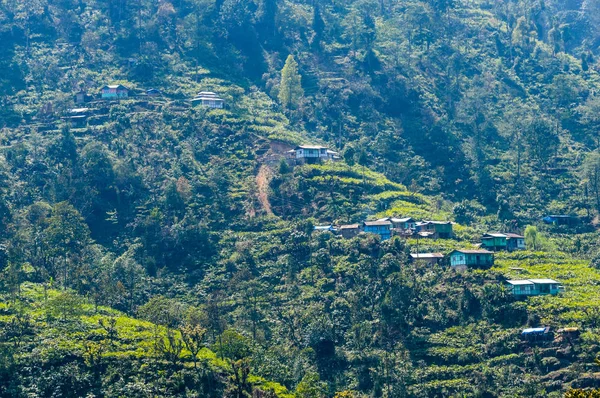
[521,327,553,342]
[66,108,90,127]
[481,233,525,252]
[146,88,161,97]
[506,279,561,296]
[338,224,360,239]
[74,90,89,104]
[391,217,416,231]
[286,145,339,164]
[410,253,444,265]
[191,92,225,109]
[415,221,453,239]
[449,249,494,270]
[363,220,392,240]
[314,225,335,233]
[102,84,129,100]
[543,215,579,226]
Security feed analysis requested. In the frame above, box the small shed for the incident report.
[410,253,444,265]
[146,88,161,97]
[192,91,225,109]
[338,224,360,239]
[74,90,89,104]
[449,249,494,269]
[102,84,129,100]
[521,327,553,341]
[363,220,392,240]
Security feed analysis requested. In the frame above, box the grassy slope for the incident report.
[0,283,293,398]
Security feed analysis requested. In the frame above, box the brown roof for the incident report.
[339,224,360,230]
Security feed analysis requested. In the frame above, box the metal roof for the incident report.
[522,327,548,334]
[296,145,328,150]
[339,224,360,230]
[364,220,392,226]
[451,249,493,254]
[410,253,444,259]
[105,84,128,89]
[528,278,559,284]
[314,225,334,231]
[393,217,414,223]
[504,233,525,238]
[506,280,535,286]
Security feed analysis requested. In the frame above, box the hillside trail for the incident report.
[256,164,274,215]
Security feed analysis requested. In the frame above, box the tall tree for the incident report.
[278,55,304,109]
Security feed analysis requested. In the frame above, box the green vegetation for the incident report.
[2,0,600,396]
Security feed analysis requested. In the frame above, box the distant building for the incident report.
[505,279,561,297]
[391,217,416,231]
[449,249,494,270]
[543,215,579,226]
[286,145,339,164]
[521,327,553,341]
[74,90,89,104]
[314,225,335,233]
[338,224,360,239]
[102,84,129,100]
[66,108,90,127]
[146,88,162,97]
[410,253,444,265]
[363,220,392,240]
[415,221,453,239]
[192,92,224,109]
[481,233,525,252]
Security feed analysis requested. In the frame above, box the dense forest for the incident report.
[4,0,600,396]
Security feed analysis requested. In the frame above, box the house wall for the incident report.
[364,226,391,240]
[451,253,493,267]
[102,89,128,99]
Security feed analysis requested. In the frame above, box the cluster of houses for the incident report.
[73,85,225,108]
[317,218,562,295]
[330,218,454,241]
[66,85,225,127]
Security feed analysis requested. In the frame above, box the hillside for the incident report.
[3,0,600,397]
